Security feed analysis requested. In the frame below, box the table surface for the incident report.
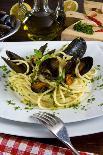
[0,0,103,154]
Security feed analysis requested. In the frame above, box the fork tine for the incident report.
[41,112,57,126]
[33,113,53,127]
[31,112,79,155]
[44,112,63,124]
[32,113,50,126]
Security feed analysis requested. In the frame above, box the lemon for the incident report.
[10,3,31,21]
[64,0,78,12]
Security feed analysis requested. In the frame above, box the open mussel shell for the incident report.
[0,24,11,38]
[2,56,27,73]
[31,81,49,93]
[0,11,7,24]
[2,51,33,74]
[79,56,93,76]
[6,50,24,60]
[65,56,77,75]
[4,15,17,28]
[39,43,48,55]
[63,37,87,59]
[40,58,59,79]
[65,56,93,77]
[0,11,21,41]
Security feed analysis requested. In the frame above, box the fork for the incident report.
[31,112,80,155]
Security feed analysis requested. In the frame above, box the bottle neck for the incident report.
[33,0,50,11]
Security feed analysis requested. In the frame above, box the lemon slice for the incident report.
[10,3,31,21]
[64,0,78,12]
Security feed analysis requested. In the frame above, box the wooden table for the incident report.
[0,0,103,154]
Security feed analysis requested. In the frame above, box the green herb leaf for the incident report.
[34,49,42,59]
[73,21,94,35]
[0,65,8,72]
[43,54,50,61]
[7,100,15,105]
[56,75,64,84]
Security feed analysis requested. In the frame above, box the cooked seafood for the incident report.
[2,37,96,109]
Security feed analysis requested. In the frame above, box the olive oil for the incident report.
[23,11,60,40]
[22,0,65,41]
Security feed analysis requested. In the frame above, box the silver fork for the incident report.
[31,112,80,155]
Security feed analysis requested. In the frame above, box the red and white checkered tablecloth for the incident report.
[0,134,97,155]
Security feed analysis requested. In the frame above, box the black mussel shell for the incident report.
[2,56,27,74]
[79,56,93,75]
[39,43,48,55]
[2,51,33,74]
[40,58,59,79]
[6,50,24,60]
[65,56,77,75]
[0,11,16,28]
[0,24,11,38]
[0,11,7,24]
[4,15,16,28]
[63,37,87,59]
[41,70,53,80]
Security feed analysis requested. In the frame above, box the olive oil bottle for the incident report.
[23,0,65,41]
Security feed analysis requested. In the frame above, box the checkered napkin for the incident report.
[0,134,97,155]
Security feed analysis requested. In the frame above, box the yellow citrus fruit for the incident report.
[64,0,78,12]
[10,3,31,21]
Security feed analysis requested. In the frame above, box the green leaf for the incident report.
[34,49,42,59]
[0,65,8,72]
[43,54,50,61]
[73,21,94,35]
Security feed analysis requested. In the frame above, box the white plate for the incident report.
[0,115,103,138]
[0,41,103,123]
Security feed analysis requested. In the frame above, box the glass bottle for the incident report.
[22,0,64,41]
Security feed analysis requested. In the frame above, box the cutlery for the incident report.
[31,112,80,155]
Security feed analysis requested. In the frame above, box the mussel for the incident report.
[39,58,59,80]
[0,25,11,38]
[65,56,93,85]
[31,81,48,93]
[78,56,93,76]
[39,37,87,81]
[0,11,18,39]
[39,43,48,55]
[2,51,33,74]
[62,37,87,59]
[0,11,16,28]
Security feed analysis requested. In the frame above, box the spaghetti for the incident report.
[8,44,96,109]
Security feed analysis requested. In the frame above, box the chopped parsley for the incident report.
[91,75,102,83]
[24,106,33,110]
[42,54,50,61]
[73,21,94,35]
[56,75,64,84]
[87,97,95,103]
[14,106,20,110]
[0,65,8,72]
[7,100,15,105]
[34,49,42,59]
[98,103,103,106]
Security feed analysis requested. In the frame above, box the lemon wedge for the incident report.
[64,0,78,12]
[10,3,31,21]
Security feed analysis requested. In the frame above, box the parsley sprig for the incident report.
[73,21,94,35]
